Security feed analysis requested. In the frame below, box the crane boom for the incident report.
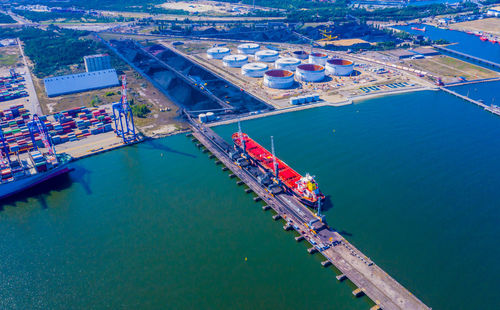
[271,136,278,178]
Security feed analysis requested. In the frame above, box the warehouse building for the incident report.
[44,69,119,97]
[410,47,440,57]
[84,54,112,72]
[386,49,416,60]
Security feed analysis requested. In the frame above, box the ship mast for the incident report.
[238,118,245,154]
[271,136,278,179]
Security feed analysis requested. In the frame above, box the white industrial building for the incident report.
[44,69,120,97]
[84,54,112,72]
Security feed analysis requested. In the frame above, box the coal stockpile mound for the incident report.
[111,40,272,114]
[112,40,221,111]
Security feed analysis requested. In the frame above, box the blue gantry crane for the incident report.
[28,114,56,157]
[113,75,136,144]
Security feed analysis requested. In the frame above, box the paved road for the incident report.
[17,39,42,115]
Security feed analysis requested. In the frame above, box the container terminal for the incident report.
[186,113,430,310]
[0,75,142,200]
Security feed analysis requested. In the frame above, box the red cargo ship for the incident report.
[232,132,324,207]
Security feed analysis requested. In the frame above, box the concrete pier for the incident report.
[353,288,365,297]
[308,247,318,254]
[321,260,332,267]
[336,274,347,281]
[188,116,430,310]
[440,87,500,118]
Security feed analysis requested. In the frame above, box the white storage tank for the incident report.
[292,50,309,60]
[222,54,248,68]
[205,112,215,121]
[274,57,301,71]
[198,113,207,123]
[255,50,279,62]
[296,64,325,82]
[206,47,231,59]
[263,69,294,89]
[241,62,268,77]
[237,43,260,54]
[326,58,355,76]
[308,52,328,66]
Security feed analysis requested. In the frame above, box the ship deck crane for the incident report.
[271,136,279,180]
[112,75,137,144]
[237,119,245,154]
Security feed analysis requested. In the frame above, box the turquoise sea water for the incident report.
[2,90,500,309]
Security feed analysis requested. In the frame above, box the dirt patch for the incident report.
[0,46,23,68]
[406,55,499,83]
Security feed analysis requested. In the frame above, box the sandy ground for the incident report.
[449,18,500,36]
[160,1,243,14]
[318,38,371,47]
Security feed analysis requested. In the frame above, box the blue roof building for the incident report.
[44,69,120,97]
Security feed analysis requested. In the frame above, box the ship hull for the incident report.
[0,162,72,201]
[233,132,323,206]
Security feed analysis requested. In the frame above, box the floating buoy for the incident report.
[245,257,247,261]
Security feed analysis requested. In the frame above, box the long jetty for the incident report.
[187,114,430,310]
[433,45,500,70]
[440,86,500,118]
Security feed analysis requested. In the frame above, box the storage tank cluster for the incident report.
[325,59,355,76]
[198,112,215,123]
[255,50,279,62]
[222,54,248,68]
[241,62,268,77]
[308,52,328,66]
[290,94,320,105]
[237,43,260,55]
[263,69,294,89]
[274,57,301,71]
[206,47,231,59]
[292,50,309,60]
[296,64,325,82]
